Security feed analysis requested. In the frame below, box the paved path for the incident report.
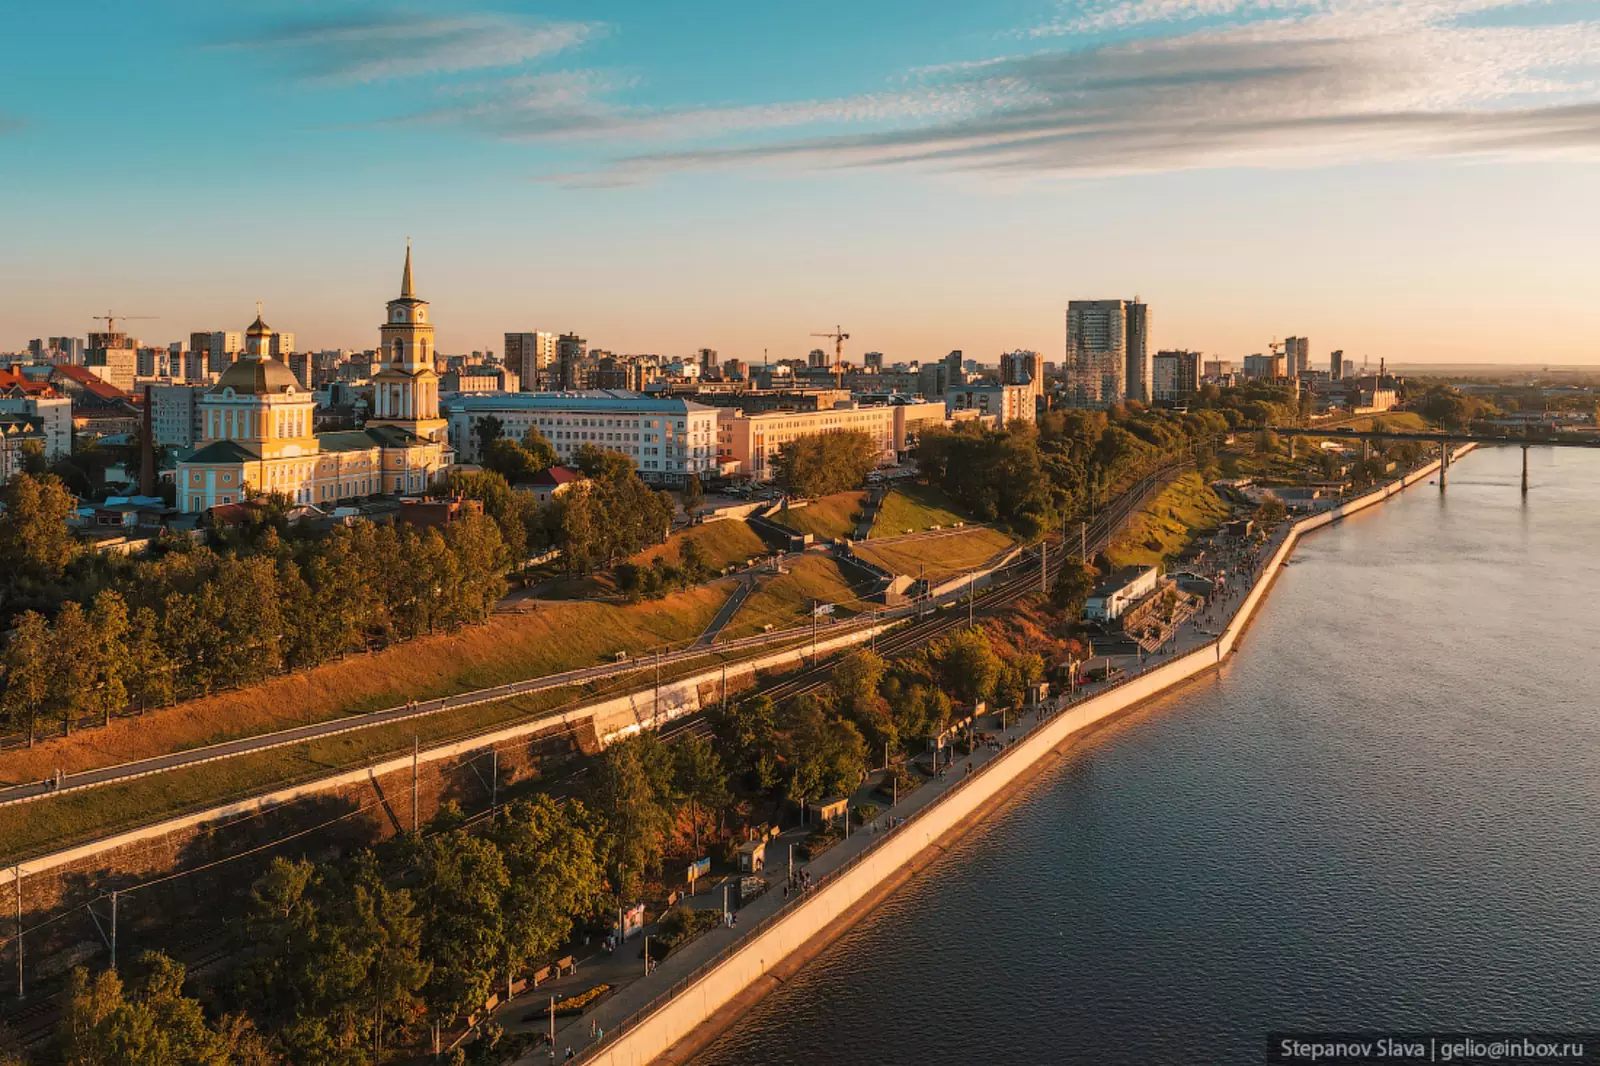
[695,577,756,647]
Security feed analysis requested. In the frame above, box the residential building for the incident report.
[192,331,244,374]
[1243,353,1285,379]
[176,246,451,513]
[945,383,1036,427]
[504,331,557,391]
[1202,358,1236,380]
[441,389,718,485]
[149,383,208,448]
[557,333,587,389]
[270,332,295,359]
[1000,349,1045,410]
[518,465,586,503]
[0,369,71,459]
[0,415,46,482]
[1065,299,1148,406]
[441,365,518,393]
[1330,349,1344,380]
[1152,350,1202,402]
[86,342,138,391]
[715,400,949,481]
[863,351,884,370]
[1285,336,1310,378]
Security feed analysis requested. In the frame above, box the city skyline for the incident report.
[7,1,1600,363]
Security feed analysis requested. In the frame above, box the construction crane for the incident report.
[810,326,850,371]
[91,310,158,346]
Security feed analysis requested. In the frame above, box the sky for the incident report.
[4,0,1600,366]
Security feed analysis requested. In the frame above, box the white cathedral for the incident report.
[177,245,452,513]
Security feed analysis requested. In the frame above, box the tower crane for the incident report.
[810,326,850,372]
[91,310,158,337]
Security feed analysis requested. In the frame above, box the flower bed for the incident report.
[553,984,613,1017]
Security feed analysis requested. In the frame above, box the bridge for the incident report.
[1262,424,1600,495]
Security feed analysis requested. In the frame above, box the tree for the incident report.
[48,601,98,737]
[1052,558,1098,618]
[88,590,130,726]
[519,426,558,473]
[681,473,704,516]
[933,628,1001,706]
[712,695,780,790]
[0,610,50,745]
[346,857,430,1055]
[772,430,878,497]
[590,736,676,900]
[472,415,505,458]
[673,734,730,853]
[60,953,231,1066]
[0,472,79,581]
[489,797,606,983]
[417,832,509,1026]
[782,695,867,803]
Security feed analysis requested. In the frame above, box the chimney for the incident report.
[140,383,156,497]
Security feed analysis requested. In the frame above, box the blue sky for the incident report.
[5,0,1600,364]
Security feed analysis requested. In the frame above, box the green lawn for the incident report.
[718,555,877,640]
[772,492,864,542]
[1104,473,1232,569]
[633,520,769,571]
[868,484,971,538]
[853,527,1016,586]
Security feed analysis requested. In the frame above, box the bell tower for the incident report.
[370,240,447,441]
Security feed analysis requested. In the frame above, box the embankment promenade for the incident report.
[562,445,1475,1066]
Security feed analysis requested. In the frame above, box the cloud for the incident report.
[553,2,1600,184]
[234,11,600,83]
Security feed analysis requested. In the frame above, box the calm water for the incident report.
[694,445,1600,1066]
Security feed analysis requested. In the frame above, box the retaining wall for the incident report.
[582,445,1474,1066]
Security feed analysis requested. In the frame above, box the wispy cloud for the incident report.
[538,0,1600,184]
[233,11,600,84]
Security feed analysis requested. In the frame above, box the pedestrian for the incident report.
[565,1047,575,1060]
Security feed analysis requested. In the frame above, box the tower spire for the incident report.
[401,237,414,299]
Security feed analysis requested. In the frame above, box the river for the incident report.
[692,445,1600,1065]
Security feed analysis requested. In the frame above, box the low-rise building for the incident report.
[516,465,586,503]
[0,369,71,459]
[945,383,1036,427]
[1083,565,1160,623]
[441,389,719,485]
[0,415,45,481]
[714,399,948,481]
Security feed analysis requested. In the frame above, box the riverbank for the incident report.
[553,445,1476,1066]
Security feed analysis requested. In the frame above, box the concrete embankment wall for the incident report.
[2,622,892,891]
[586,445,1475,1066]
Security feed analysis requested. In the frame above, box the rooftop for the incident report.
[442,389,715,414]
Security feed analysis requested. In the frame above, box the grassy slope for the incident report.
[718,555,876,640]
[868,484,970,539]
[853,527,1016,586]
[772,492,865,542]
[0,585,731,785]
[632,520,768,570]
[1104,473,1232,569]
[0,639,813,863]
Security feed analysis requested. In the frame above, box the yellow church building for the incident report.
[178,245,451,513]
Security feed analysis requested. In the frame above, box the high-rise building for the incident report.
[191,330,244,374]
[1151,350,1201,402]
[504,332,556,391]
[1124,301,1150,402]
[1342,357,1356,379]
[1243,353,1285,379]
[1284,336,1309,377]
[86,341,138,391]
[1000,349,1045,410]
[1330,349,1344,380]
[557,333,587,389]
[1065,299,1149,407]
[863,351,884,370]
[49,337,85,363]
[149,383,208,447]
[807,348,829,369]
[27,339,45,360]
[270,332,295,359]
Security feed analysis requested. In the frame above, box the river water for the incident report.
[693,445,1600,1065]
